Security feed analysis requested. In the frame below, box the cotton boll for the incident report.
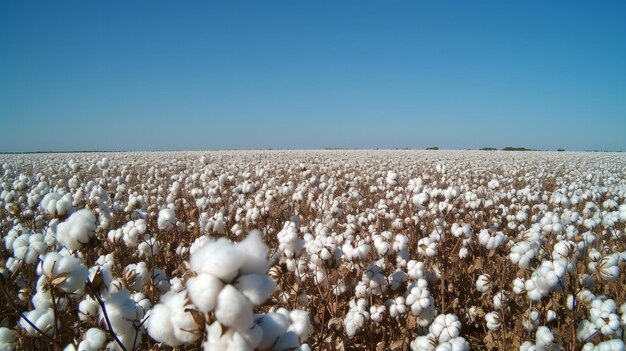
[146,303,179,346]
[20,307,55,336]
[215,284,254,331]
[287,309,313,342]
[157,208,176,230]
[40,252,89,293]
[190,237,243,282]
[429,314,461,343]
[77,328,106,351]
[256,312,290,349]
[0,327,18,351]
[475,274,491,293]
[56,209,96,251]
[410,335,437,351]
[535,326,561,351]
[147,290,201,346]
[186,273,224,312]
[101,290,142,348]
[79,297,99,321]
[12,233,46,264]
[485,311,501,331]
[137,236,159,257]
[234,273,276,306]
[236,230,271,275]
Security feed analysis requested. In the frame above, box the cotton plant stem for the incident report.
[85,280,129,351]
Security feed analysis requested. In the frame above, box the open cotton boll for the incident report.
[101,290,141,347]
[157,208,176,230]
[429,314,462,343]
[234,274,276,306]
[147,290,201,346]
[41,192,74,217]
[56,209,96,251]
[215,284,254,331]
[12,233,46,264]
[146,303,179,346]
[256,313,290,349]
[235,230,271,275]
[77,328,106,351]
[203,321,260,351]
[186,273,224,312]
[19,307,55,336]
[0,327,18,351]
[40,252,88,293]
[190,238,243,282]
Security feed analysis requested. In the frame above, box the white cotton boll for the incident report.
[20,307,55,336]
[256,312,290,349]
[485,311,500,331]
[429,314,461,343]
[56,209,96,251]
[157,208,176,230]
[123,262,149,291]
[576,320,597,341]
[410,335,436,351]
[476,274,491,293]
[146,303,179,346]
[535,326,561,351]
[216,284,254,331]
[186,273,224,312]
[234,274,276,306]
[0,327,18,351]
[79,297,99,321]
[153,269,170,293]
[78,328,106,351]
[12,233,46,264]
[236,230,271,275]
[147,290,200,346]
[138,236,159,257]
[101,290,143,350]
[288,309,313,341]
[40,252,88,293]
[597,256,621,281]
[190,238,243,282]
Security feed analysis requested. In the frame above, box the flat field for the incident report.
[1,150,625,350]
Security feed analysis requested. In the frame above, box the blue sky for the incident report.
[1,1,625,152]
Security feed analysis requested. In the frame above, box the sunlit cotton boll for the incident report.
[41,192,73,217]
[19,307,55,336]
[485,311,500,331]
[39,252,88,293]
[475,274,491,293]
[77,328,106,351]
[535,326,561,351]
[0,327,18,351]
[146,290,201,346]
[186,273,224,312]
[429,314,462,343]
[157,208,176,230]
[12,233,46,264]
[101,290,143,350]
[215,284,254,331]
[55,209,96,251]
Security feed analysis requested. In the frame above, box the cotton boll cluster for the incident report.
[41,192,74,217]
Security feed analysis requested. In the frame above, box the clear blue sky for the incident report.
[1,1,625,152]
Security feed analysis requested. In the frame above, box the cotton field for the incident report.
[1,150,626,351]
